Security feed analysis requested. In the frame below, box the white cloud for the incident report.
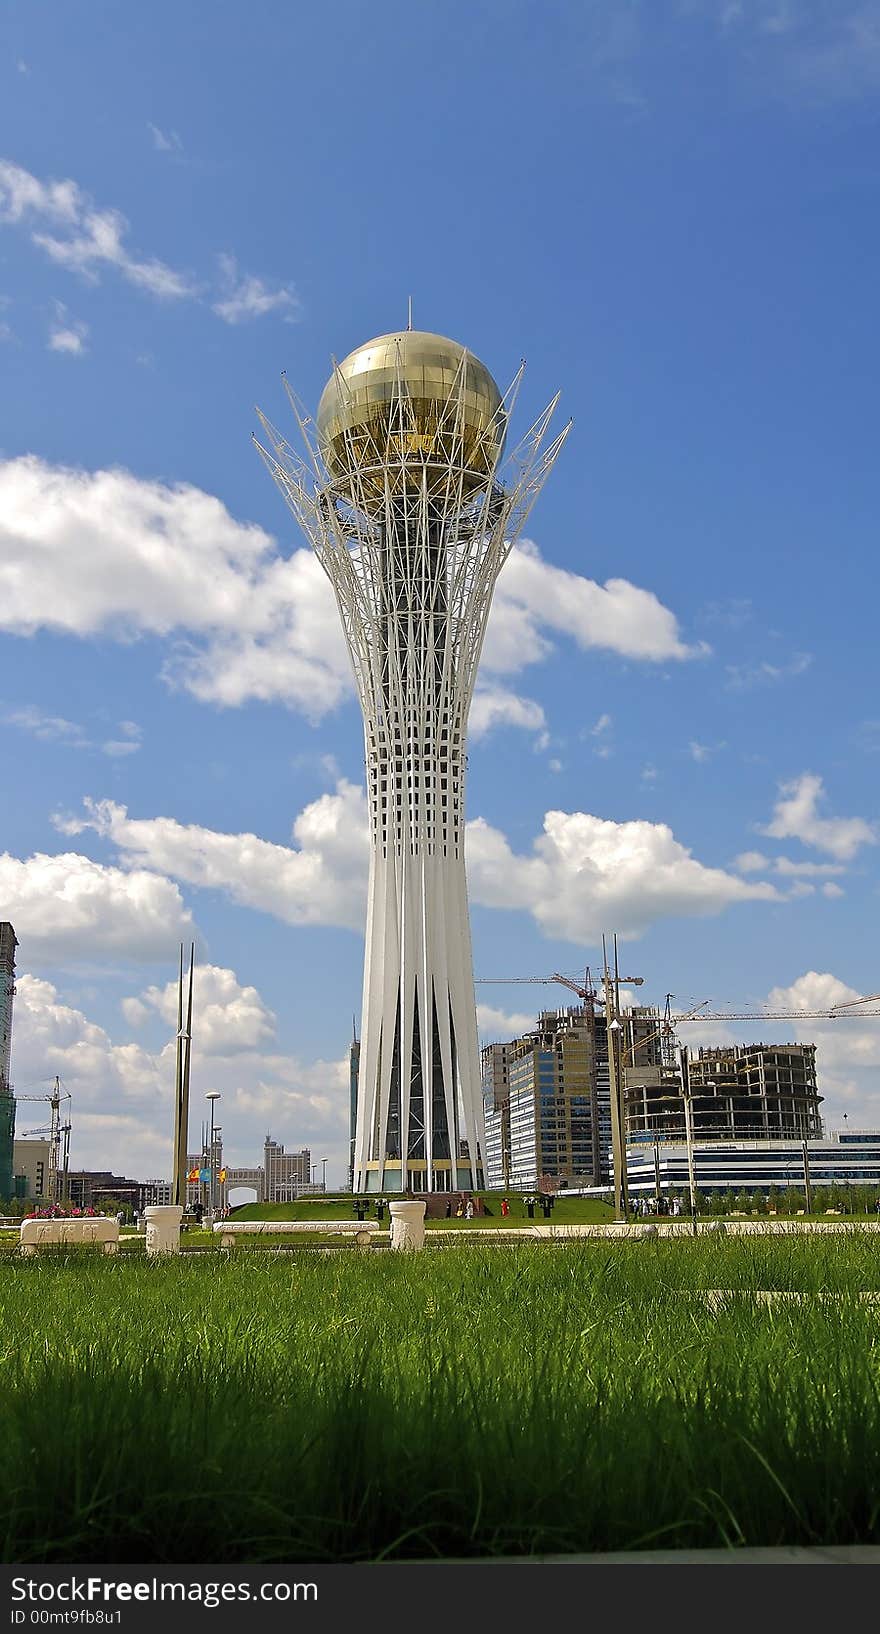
[591,713,612,736]
[48,303,88,355]
[469,684,546,740]
[2,704,89,747]
[56,783,370,932]
[773,856,847,878]
[725,652,812,690]
[761,772,876,861]
[465,808,781,941]
[822,881,845,899]
[128,964,276,1055]
[212,253,299,324]
[0,158,197,299]
[733,849,770,874]
[2,703,143,758]
[0,850,193,963]
[0,459,706,722]
[763,971,880,1121]
[12,971,351,1179]
[476,1003,538,1039]
[147,124,183,154]
[0,456,351,719]
[54,777,788,948]
[483,541,707,673]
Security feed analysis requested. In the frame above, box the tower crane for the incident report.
[15,1077,72,1203]
[475,976,880,1024]
[476,970,644,1005]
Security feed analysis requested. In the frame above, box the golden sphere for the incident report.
[316,330,505,505]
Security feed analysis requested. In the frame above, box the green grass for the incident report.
[3,1233,880,1562]
[231,1193,616,1226]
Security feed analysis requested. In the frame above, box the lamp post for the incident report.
[607,1017,627,1221]
[679,1048,698,1234]
[205,1092,221,1215]
[321,1157,328,1192]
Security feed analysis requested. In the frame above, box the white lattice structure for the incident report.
[255,329,568,1193]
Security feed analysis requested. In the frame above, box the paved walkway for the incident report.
[426,1219,880,1240]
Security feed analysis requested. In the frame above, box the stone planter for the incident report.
[389,1199,426,1251]
[144,1204,183,1257]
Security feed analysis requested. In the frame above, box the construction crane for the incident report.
[476,976,880,1024]
[15,1076,72,1203]
[476,970,644,1004]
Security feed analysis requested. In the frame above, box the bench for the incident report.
[213,1220,380,1250]
[20,1217,119,1257]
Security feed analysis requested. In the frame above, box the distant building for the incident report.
[66,1171,141,1210]
[624,1042,822,1144]
[13,1137,51,1201]
[481,1042,513,1189]
[263,1136,311,1202]
[139,1179,173,1208]
[484,1006,661,1190]
[626,1128,880,1197]
[0,922,17,1199]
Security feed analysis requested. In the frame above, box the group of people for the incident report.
[444,1197,475,1219]
[630,1195,682,1217]
[522,1193,556,1219]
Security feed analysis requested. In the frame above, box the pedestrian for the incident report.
[116,1209,125,1228]
[445,1200,452,1218]
[455,1200,464,1218]
[376,1198,386,1222]
[501,1198,510,1217]
[526,1195,535,1219]
[465,1197,474,1220]
[540,1195,551,1218]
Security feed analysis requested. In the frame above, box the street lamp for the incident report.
[321,1157,328,1192]
[607,1017,628,1221]
[679,1049,698,1235]
[205,1092,221,1215]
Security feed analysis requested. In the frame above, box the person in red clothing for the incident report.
[501,1198,510,1217]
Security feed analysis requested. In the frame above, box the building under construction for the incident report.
[482,1003,662,1190]
[483,997,825,1190]
[0,923,17,1199]
[624,1043,823,1144]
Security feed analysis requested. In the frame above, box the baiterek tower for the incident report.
[256,328,568,1193]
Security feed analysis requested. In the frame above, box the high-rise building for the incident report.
[262,1136,311,1202]
[484,1005,662,1190]
[0,922,17,1199]
[257,329,567,1192]
[481,1042,514,1190]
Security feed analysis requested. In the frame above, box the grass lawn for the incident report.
[4,1232,880,1562]
[232,1193,616,1227]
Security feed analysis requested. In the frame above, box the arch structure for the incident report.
[256,335,568,1193]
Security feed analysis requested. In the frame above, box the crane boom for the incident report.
[475,978,880,1022]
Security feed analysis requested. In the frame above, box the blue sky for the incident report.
[2,0,880,1184]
